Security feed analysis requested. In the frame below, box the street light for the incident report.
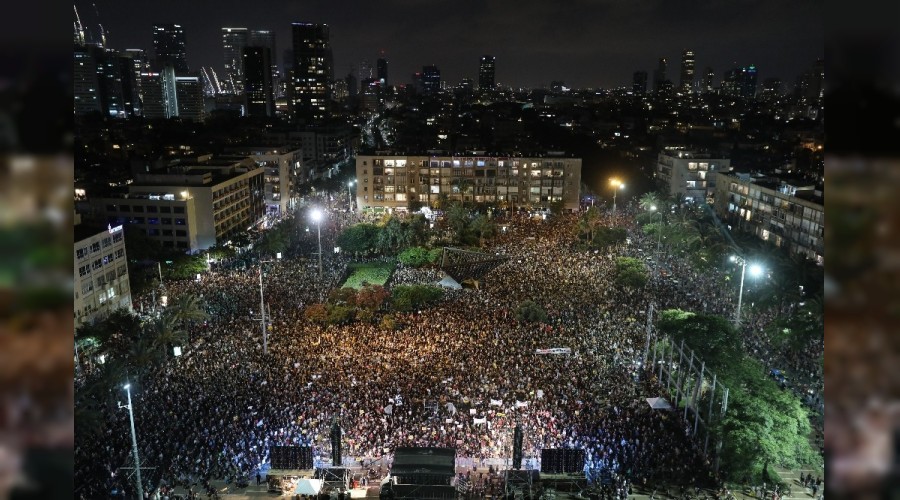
[609,178,625,215]
[347,180,356,212]
[120,383,143,500]
[257,253,282,355]
[310,208,324,280]
[730,255,764,326]
[649,205,663,276]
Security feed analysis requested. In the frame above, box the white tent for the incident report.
[295,478,323,495]
[437,274,462,290]
[645,397,673,410]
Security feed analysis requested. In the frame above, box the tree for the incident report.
[164,293,208,329]
[391,285,444,312]
[326,304,355,325]
[516,300,548,323]
[376,216,413,253]
[356,284,390,311]
[398,247,431,267]
[656,309,742,373]
[639,192,662,212]
[327,287,358,306]
[337,224,380,255]
[594,227,627,249]
[304,303,328,325]
[614,257,648,289]
[578,207,602,243]
[446,204,470,243]
[146,314,187,353]
[469,214,496,247]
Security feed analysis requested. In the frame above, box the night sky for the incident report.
[78,0,823,89]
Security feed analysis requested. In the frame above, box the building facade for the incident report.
[291,23,333,124]
[75,224,132,328]
[223,146,304,215]
[222,27,249,94]
[152,23,189,72]
[713,172,824,264]
[680,50,695,93]
[243,46,275,117]
[656,149,731,203]
[479,56,495,90]
[92,161,265,252]
[355,154,582,212]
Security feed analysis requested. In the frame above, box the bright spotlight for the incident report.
[749,264,763,277]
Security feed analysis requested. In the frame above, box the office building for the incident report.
[222,27,249,94]
[479,55,495,90]
[152,23,189,72]
[91,158,265,252]
[713,172,824,265]
[422,65,441,94]
[656,148,731,203]
[291,22,333,124]
[632,71,648,94]
[140,68,203,121]
[249,29,279,87]
[75,223,132,328]
[702,67,715,93]
[723,65,758,99]
[74,45,101,115]
[653,57,667,93]
[376,57,388,86]
[243,46,274,117]
[124,49,149,112]
[175,75,204,121]
[354,154,582,212]
[680,50,695,93]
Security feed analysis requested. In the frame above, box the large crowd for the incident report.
[74,201,823,499]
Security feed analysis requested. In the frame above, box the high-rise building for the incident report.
[152,23,188,72]
[74,45,101,115]
[249,30,279,88]
[632,71,648,94]
[243,46,274,117]
[739,65,758,99]
[175,75,204,121]
[124,49,149,109]
[376,57,388,86]
[702,67,715,93]
[679,50,695,93]
[222,27,249,94]
[422,65,441,94]
[291,22,333,124]
[653,57,667,93]
[479,55,495,90]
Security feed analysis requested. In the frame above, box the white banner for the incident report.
[473,417,487,425]
[515,400,529,408]
[535,348,571,355]
[490,399,503,406]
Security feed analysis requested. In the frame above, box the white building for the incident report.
[355,154,582,212]
[74,223,132,328]
[656,148,731,203]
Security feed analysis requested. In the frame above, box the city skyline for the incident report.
[78,0,823,89]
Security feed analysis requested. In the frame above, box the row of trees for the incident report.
[576,207,627,249]
[303,284,445,326]
[336,215,430,256]
[656,310,819,484]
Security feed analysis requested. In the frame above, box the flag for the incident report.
[446,403,457,415]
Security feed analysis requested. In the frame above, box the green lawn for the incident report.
[342,262,394,289]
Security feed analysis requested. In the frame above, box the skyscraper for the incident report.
[376,57,388,86]
[738,65,758,99]
[124,49,149,107]
[291,22,333,124]
[74,45,101,115]
[249,30,279,87]
[680,50,695,93]
[152,24,188,72]
[479,55,495,90]
[244,46,274,117]
[422,65,441,94]
[702,67,715,93]
[222,27,249,94]
[653,57,667,93]
[632,71,648,94]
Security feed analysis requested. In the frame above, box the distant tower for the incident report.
[680,50,695,93]
[479,55,496,90]
[152,23,189,72]
[422,65,441,94]
[632,71,648,94]
[244,46,274,117]
[222,27,249,94]
[291,22,333,124]
[702,67,715,93]
[376,56,388,86]
[653,57,667,93]
[249,30,279,90]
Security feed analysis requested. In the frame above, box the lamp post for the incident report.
[347,180,356,212]
[609,178,625,215]
[730,255,763,326]
[121,383,143,500]
[311,208,324,280]
[650,205,663,277]
[257,254,281,355]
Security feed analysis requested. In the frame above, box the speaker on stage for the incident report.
[331,421,342,466]
[512,425,523,470]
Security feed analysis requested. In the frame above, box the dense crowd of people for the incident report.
[74,200,822,499]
